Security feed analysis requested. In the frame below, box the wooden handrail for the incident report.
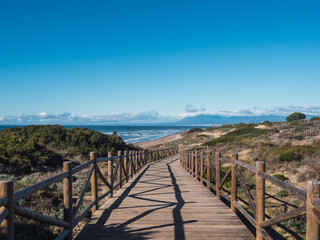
[0,147,178,240]
[180,148,320,240]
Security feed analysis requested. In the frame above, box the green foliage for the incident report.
[310,117,320,121]
[286,112,306,122]
[196,134,208,138]
[277,189,289,197]
[284,215,306,234]
[187,128,203,133]
[273,173,289,182]
[203,124,272,146]
[0,125,137,174]
[294,126,309,132]
[293,135,304,141]
[278,151,302,162]
[262,121,272,126]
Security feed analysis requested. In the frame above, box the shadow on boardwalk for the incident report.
[76,157,194,239]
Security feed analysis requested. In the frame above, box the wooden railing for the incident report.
[0,147,178,240]
[180,149,320,240]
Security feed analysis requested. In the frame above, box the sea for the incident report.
[0,125,207,143]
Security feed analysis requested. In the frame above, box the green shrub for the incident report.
[203,124,271,146]
[187,128,203,133]
[310,117,320,121]
[278,151,302,162]
[293,136,304,141]
[0,125,137,175]
[262,121,272,126]
[277,189,289,197]
[286,112,306,122]
[196,134,207,138]
[284,215,306,234]
[273,173,289,182]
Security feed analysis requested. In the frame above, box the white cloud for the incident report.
[184,104,207,113]
[0,111,177,124]
[1,105,319,124]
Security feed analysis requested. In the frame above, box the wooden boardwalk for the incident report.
[76,154,254,240]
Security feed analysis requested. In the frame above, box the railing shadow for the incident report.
[76,155,196,240]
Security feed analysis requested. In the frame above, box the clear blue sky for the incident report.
[0,1,319,122]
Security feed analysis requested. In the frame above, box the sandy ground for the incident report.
[133,132,183,149]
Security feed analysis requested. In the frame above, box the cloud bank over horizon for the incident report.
[1,105,320,125]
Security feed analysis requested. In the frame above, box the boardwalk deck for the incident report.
[76,154,255,240]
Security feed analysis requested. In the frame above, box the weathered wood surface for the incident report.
[76,155,254,240]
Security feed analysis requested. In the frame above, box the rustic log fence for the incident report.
[0,147,178,240]
[180,149,320,240]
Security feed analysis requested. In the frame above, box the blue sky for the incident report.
[0,1,320,123]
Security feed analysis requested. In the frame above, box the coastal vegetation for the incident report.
[286,112,306,122]
[0,125,137,175]
[153,116,320,238]
[0,125,138,239]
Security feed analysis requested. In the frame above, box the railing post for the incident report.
[256,162,265,240]
[90,152,98,215]
[0,180,14,240]
[108,152,114,198]
[128,151,132,179]
[118,151,122,188]
[149,150,152,163]
[231,153,238,212]
[195,150,198,180]
[63,161,73,240]
[206,150,211,189]
[215,152,221,200]
[307,180,320,240]
[191,151,194,176]
[135,151,139,172]
[200,151,204,184]
[188,151,191,174]
[124,151,128,183]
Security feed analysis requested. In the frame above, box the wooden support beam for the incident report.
[206,150,211,189]
[216,152,221,199]
[256,162,265,240]
[231,154,238,212]
[307,180,320,240]
[108,152,113,198]
[123,151,128,183]
[200,151,204,184]
[63,161,73,240]
[0,180,14,240]
[195,150,198,180]
[118,151,122,187]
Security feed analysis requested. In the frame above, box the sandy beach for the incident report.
[133,132,183,149]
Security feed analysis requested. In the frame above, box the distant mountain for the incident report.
[174,114,286,125]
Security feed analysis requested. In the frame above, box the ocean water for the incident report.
[0,125,205,143]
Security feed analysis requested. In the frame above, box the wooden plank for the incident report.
[76,154,254,240]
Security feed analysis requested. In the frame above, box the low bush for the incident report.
[273,173,289,182]
[203,124,272,146]
[278,151,302,162]
[310,117,320,121]
[286,112,306,122]
[187,128,203,133]
[0,125,137,175]
[277,189,289,197]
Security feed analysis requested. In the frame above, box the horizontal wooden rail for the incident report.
[259,172,307,200]
[0,147,178,240]
[180,148,320,240]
